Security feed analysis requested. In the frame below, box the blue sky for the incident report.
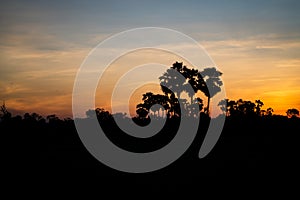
[2,0,300,40]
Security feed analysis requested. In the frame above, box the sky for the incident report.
[0,0,300,118]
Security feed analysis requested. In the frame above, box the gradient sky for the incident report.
[1,0,300,118]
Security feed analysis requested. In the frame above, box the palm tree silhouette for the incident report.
[159,62,223,116]
[198,67,223,115]
[182,66,199,104]
[138,62,224,118]
[159,62,186,99]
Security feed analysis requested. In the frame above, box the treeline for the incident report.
[1,100,299,125]
[1,98,300,186]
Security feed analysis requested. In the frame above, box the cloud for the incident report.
[275,59,300,68]
[201,34,300,57]
[251,78,281,82]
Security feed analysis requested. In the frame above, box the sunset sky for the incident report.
[1,0,300,118]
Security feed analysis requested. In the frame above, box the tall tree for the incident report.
[198,67,223,115]
[182,66,199,104]
[159,62,186,99]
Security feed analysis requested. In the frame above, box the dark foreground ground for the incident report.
[2,114,300,191]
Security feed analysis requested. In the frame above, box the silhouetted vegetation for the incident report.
[1,62,299,185]
[286,108,299,118]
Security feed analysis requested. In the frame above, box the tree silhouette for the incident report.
[166,62,200,106]
[255,100,264,115]
[96,108,112,121]
[86,108,113,122]
[0,101,11,121]
[167,93,180,117]
[262,107,274,116]
[136,92,170,118]
[138,62,223,118]
[222,99,274,118]
[239,99,256,115]
[86,109,97,119]
[181,65,199,104]
[189,97,204,117]
[286,108,299,118]
[46,114,60,124]
[198,68,223,115]
[28,113,43,121]
[226,99,238,116]
[136,107,148,119]
[159,62,186,99]
[267,108,274,116]
[217,99,228,114]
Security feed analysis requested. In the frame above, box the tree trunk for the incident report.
[207,96,210,115]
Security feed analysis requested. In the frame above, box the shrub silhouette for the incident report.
[286,108,299,118]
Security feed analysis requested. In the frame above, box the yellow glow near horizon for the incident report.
[1,38,300,118]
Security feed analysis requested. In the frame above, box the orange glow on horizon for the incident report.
[2,41,300,118]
